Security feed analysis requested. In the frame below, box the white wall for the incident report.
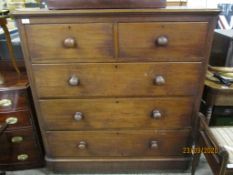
[188,0,233,8]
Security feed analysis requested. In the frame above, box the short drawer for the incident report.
[46,129,191,157]
[39,97,193,130]
[0,128,42,164]
[0,110,31,130]
[0,89,28,112]
[26,23,114,62]
[119,22,208,61]
[32,62,201,98]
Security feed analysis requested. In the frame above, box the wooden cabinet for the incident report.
[0,72,44,170]
[13,8,219,173]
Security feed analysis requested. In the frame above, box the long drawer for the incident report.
[32,62,201,98]
[46,130,191,157]
[39,97,193,130]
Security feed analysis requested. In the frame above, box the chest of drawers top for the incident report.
[15,8,218,62]
[14,8,219,61]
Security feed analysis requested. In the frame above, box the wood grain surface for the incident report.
[119,22,208,61]
[0,110,31,130]
[46,0,166,10]
[0,90,28,112]
[46,129,191,157]
[39,97,193,130]
[13,8,219,172]
[26,23,114,62]
[32,62,202,98]
[0,127,42,164]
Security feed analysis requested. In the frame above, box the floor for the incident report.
[5,155,213,175]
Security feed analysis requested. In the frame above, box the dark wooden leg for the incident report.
[218,148,229,175]
[191,152,201,175]
[192,113,203,175]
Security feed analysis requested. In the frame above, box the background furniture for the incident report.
[0,71,44,171]
[210,30,233,67]
[202,79,233,126]
[0,15,20,76]
[0,29,23,61]
[14,8,219,173]
[0,11,44,171]
[192,113,233,175]
[45,0,166,9]
[217,4,233,30]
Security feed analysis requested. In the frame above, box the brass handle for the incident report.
[150,141,159,149]
[63,37,76,48]
[74,112,83,121]
[78,141,87,150]
[11,136,24,143]
[0,99,12,107]
[152,110,162,119]
[156,36,168,46]
[17,154,29,161]
[5,117,18,125]
[154,75,166,85]
[68,75,80,86]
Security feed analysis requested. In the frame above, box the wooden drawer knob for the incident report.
[68,75,80,86]
[17,154,29,161]
[74,112,83,121]
[154,75,165,85]
[63,37,76,48]
[78,141,87,150]
[0,99,12,107]
[152,110,162,119]
[150,141,159,149]
[5,117,18,125]
[156,36,168,46]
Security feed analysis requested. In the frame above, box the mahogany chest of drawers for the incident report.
[14,8,219,173]
[0,72,44,170]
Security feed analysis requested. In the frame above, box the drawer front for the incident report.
[119,22,208,61]
[33,63,201,98]
[46,130,191,157]
[0,128,42,164]
[0,110,31,130]
[26,23,114,62]
[0,90,28,112]
[39,97,193,130]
